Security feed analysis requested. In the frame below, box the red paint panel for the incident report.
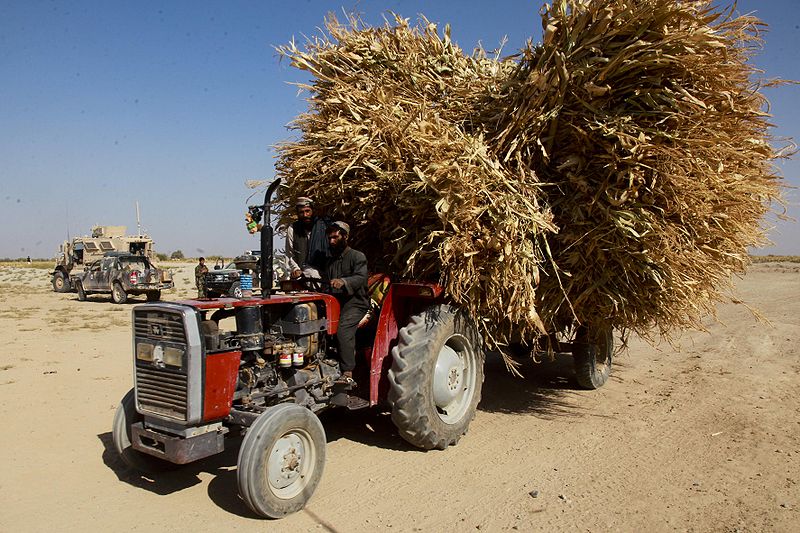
[203,351,241,422]
[369,286,397,406]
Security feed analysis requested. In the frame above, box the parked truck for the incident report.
[51,226,155,292]
[71,252,173,303]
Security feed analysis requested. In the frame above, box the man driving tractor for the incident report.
[323,221,369,385]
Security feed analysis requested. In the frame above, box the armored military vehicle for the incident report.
[51,226,155,292]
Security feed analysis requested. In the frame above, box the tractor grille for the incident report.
[133,307,190,421]
[135,366,188,419]
[134,309,187,343]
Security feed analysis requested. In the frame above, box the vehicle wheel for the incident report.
[76,281,87,301]
[572,326,614,389]
[228,282,242,298]
[111,282,128,304]
[388,304,484,450]
[52,271,70,293]
[112,389,177,473]
[237,404,326,518]
[146,290,161,302]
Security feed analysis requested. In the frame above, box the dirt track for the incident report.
[0,262,798,532]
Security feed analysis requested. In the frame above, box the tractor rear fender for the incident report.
[368,281,443,406]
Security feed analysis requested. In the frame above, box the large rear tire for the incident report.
[112,389,177,473]
[237,404,326,518]
[388,304,484,450]
[572,326,614,389]
[111,282,128,304]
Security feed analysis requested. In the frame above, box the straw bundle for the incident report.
[275,2,787,351]
[276,15,557,344]
[491,0,786,338]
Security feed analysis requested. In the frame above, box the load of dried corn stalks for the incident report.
[275,1,788,353]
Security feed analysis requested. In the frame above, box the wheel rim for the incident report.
[54,276,64,290]
[433,334,477,424]
[232,286,243,298]
[267,429,315,500]
[113,285,123,301]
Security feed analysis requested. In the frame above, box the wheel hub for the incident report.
[268,434,304,490]
[434,344,464,409]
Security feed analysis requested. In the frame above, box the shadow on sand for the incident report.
[99,348,615,521]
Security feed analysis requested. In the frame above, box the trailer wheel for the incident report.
[111,282,128,304]
[237,404,326,518]
[76,281,87,301]
[52,271,69,292]
[146,290,161,302]
[572,326,614,389]
[112,389,177,473]
[388,304,484,450]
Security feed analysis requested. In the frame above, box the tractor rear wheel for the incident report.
[112,389,177,473]
[237,404,326,518]
[388,304,484,450]
[572,326,614,389]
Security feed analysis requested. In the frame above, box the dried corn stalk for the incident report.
[276,14,556,347]
[275,2,788,355]
[490,0,787,339]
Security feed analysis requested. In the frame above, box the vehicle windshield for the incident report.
[120,258,150,271]
[224,262,236,270]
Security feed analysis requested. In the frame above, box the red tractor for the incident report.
[112,179,613,518]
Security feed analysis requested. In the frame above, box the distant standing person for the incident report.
[285,197,330,279]
[324,221,368,383]
[26,256,31,264]
[195,257,208,298]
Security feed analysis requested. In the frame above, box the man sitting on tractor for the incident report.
[324,221,368,385]
[286,197,330,280]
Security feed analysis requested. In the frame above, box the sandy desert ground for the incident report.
[0,261,797,532]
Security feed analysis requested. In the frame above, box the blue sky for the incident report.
[1,0,798,259]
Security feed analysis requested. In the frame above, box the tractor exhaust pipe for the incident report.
[259,178,282,295]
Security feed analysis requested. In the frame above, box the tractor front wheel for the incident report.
[112,389,177,473]
[237,404,326,518]
[388,304,484,450]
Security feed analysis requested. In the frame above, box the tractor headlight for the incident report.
[162,345,184,367]
[136,341,154,361]
[136,341,184,368]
